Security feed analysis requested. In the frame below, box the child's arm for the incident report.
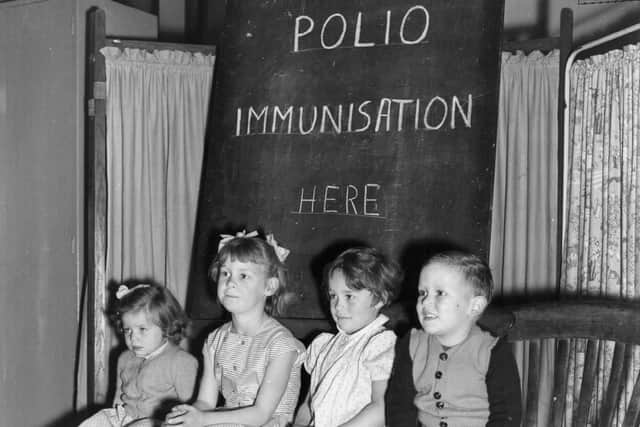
[165,340,220,426]
[203,349,298,424]
[167,349,299,426]
[172,351,199,402]
[338,329,397,427]
[112,351,129,407]
[385,332,418,426]
[485,338,522,427]
[293,390,312,426]
[338,379,388,427]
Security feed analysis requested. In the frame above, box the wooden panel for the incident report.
[481,301,640,346]
[107,38,216,54]
[525,341,541,426]
[599,343,630,427]
[86,6,108,406]
[573,340,599,427]
[551,339,570,427]
[502,36,560,53]
[622,370,640,427]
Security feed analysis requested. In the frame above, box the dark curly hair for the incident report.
[325,247,403,307]
[209,233,288,316]
[111,282,190,345]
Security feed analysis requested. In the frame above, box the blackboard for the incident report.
[188,0,505,320]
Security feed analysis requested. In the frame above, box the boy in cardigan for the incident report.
[385,251,521,427]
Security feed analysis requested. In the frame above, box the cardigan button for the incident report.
[436,401,445,409]
[435,370,443,379]
[434,392,441,399]
[439,352,448,361]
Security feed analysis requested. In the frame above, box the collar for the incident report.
[144,340,169,360]
[337,314,389,339]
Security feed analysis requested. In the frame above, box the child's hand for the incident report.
[163,404,203,426]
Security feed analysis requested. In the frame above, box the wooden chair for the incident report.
[479,300,640,427]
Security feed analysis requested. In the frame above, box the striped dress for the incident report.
[204,316,305,426]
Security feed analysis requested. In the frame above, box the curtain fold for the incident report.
[102,46,214,305]
[561,43,640,426]
[489,49,560,426]
[89,46,214,404]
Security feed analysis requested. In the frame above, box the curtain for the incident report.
[91,47,214,404]
[561,43,640,426]
[489,50,560,426]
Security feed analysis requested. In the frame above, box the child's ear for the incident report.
[469,295,488,316]
[264,277,279,296]
[373,291,388,311]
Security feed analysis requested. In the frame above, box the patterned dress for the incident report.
[304,315,396,426]
[204,316,305,427]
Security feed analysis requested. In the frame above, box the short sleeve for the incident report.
[267,329,306,367]
[304,333,333,374]
[362,330,396,381]
[202,323,231,368]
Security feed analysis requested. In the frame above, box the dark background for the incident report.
[187,0,505,320]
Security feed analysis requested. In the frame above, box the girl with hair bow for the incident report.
[166,230,304,427]
[80,282,197,427]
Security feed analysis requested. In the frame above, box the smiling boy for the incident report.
[385,251,522,427]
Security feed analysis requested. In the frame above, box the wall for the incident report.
[0,1,79,425]
[175,1,640,47]
[0,1,156,426]
[504,0,640,45]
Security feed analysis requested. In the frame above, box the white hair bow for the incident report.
[116,284,150,300]
[266,233,290,262]
[217,230,259,252]
[217,230,290,262]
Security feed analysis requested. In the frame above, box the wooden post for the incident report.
[85,6,108,406]
[556,8,573,295]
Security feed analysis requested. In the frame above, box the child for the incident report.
[294,247,403,427]
[80,282,198,427]
[385,251,522,427]
[165,230,305,427]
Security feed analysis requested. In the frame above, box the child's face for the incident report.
[121,309,166,358]
[217,258,276,315]
[328,269,383,334]
[416,261,486,346]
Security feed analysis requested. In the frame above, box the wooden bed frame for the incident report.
[479,300,640,427]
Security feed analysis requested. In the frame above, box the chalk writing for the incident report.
[234,95,471,137]
[293,6,430,52]
[292,184,384,217]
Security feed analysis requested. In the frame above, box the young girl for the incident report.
[80,282,198,427]
[165,230,305,427]
[295,247,403,427]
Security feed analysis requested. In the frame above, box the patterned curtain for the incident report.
[561,43,640,426]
